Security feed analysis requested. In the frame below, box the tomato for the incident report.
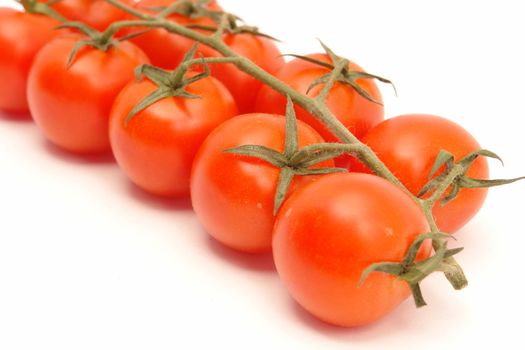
[272,172,430,327]
[207,33,284,114]
[109,76,238,197]
[191,113,332,253]
[27,36,150,154]
[129,0,221,70]
[0,8,59,114]
[349,114,489,233]
[44,0,134,31]
[255,53,384,142]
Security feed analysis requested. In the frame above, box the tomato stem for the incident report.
[410,284,427,308]
[18,0,67,21]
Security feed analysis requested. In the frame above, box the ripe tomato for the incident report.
[129,0,221,70]
[191,113,332,253]
[273,173,430,327]
[255,53,384,142]
[109,76,238,197]
[349,114,489,233]
[27,36,149,154]
[207,33,284,114]
[0,8,59,114]
[44,0,134,31]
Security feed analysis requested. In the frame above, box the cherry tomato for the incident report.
[0,8,59,114]
[191,114,332,253]
[44,0,134,31]
[109,76,238,197]
[207,33,284,114]
[27,35,150,154]
[255,53,384,142]
[273,172,430,327]
[349,114,489,233]
[129,0,221,70]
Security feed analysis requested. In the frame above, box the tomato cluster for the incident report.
[0,0,505,329]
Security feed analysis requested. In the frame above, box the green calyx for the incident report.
[224,97,347,215]
[130,0,279,42]
[185,22,279,42]
[126,44,210,124]
[18,0,66,21]
[419,149,525,206]
[136,0,227,29]
[183,11,279,41]
[58,21,138,67]
[359,232,464,308]
[140,0,220,20]
[158,0,280,41]
[213,12,279,40]
[285,40,395,105]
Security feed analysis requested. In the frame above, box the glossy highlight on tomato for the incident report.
[255,53,384,142]
[350,114,489,233]
[0,8,59,114]
[191,113,332,253]
[109,75,238,197]
[27,36,150,154]
[273,172,430,327]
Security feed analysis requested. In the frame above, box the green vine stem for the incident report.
[101,0,468,296]
[18,0,67,21]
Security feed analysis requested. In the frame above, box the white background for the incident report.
[1,0,525,349]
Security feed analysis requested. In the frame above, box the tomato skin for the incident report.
[129,0,221,70]
[255,54,384,142]
[45,0,134,31]
[191,114,331,253]
[109,76,238,197]
[0,8,59,114]
[349,114,489,233]
[273,173,430,327]
[27,36,150,154]
[207,33,284,114]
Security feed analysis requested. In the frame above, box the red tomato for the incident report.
[27,36,149,154]
[349,114,489,233]
[0,8,59,114]
[109,76,238,197]
[207,33,284,114]
[130,0,221,70]
[45,0,134,31]
[191,114,332,253]
[273,173,430,327]
[255,53,384,142]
